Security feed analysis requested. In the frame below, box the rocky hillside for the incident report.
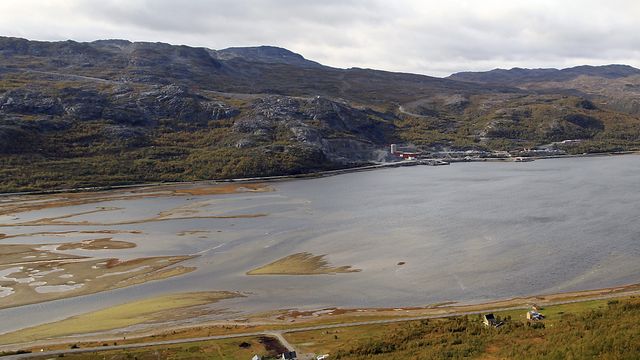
[210,46,323,68]
[449,65,640,116]
[1,37,639,192]
[449,65,640,85]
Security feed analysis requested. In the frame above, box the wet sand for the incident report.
[0,253,196,309]
[57,238,136,251]
[0,291,241,345]
[247,252,360,275]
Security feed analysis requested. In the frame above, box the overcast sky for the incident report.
[0,0,638,77]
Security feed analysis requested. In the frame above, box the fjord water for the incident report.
[1,155,640,334]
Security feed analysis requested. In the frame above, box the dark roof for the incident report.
[282,351,297,359]
[484,313,496,320]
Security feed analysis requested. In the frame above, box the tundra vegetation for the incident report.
[326,298,640,359]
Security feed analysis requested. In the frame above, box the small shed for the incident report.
[483,313,497,327]
[527,311,545,321]
[483,313,504,328]
[251,355,262,360]
[280,351,297,360]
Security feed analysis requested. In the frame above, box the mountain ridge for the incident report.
[449,64,640,84]
[1,36,639,192]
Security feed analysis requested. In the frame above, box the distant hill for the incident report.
[0,36,507,102]
[449,64,640,84]
[448,65,640,116]
[209,46,323,68]
[0,36,639,192]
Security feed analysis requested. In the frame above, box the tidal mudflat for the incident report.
[0,291,240,345]
[247,252,361,275]
[1,155,640,340]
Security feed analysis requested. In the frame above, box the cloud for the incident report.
[0,0,638,76]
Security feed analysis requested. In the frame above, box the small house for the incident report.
[399,152,419,160]
[527,311,545,321]
[483,313,496,327]
[483,313,503,328]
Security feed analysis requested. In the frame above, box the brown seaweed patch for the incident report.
[0,244,85,266]
[4,213,267,227]
[57,238,136,251]
[0,230,143,241]
[173,183,273,196]
[0,191,168,217]
[247,252,361,275]
[0,255,197,310]
[0,183,272,219]
[177,230,211,236]
[118,265,196,288]
[8,207,123,226]
[104,257,149,269]
[206,214,267,219]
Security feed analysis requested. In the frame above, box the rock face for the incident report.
[206,103,240,120]
[211,46,322,68]
[137,85,210,122]
[230,96,395,163]
[60,88,107,120]
[0,76,393,163]
[0,84,241,125]
[0,89,63,115]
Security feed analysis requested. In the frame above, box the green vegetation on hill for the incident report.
[331,298,640,360]
[18,297,640,359]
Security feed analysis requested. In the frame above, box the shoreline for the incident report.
[1,282,639,353]
[2,150,638,197]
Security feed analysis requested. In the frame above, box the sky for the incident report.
[0,0,639,77]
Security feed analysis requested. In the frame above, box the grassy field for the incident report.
[26,336,281,360]
[283,299,614,356]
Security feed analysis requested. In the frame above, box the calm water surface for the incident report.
[1,155,639,334]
